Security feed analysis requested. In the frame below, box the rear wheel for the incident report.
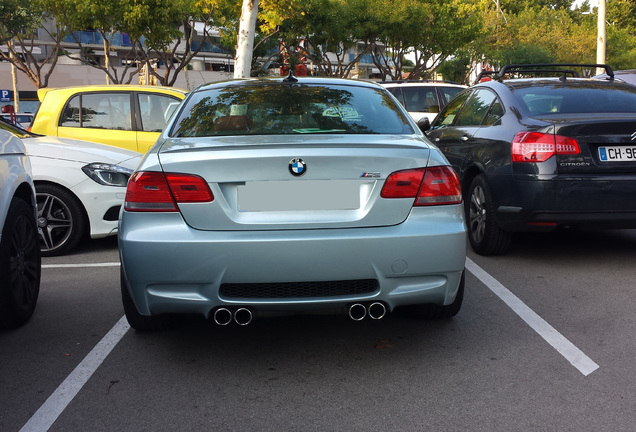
[36,184,87,256]
[465,175,511,255]
[121,269,173,331]
[0,199,41,329]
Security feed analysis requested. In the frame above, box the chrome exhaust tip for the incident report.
[348,303,367,321]
[234,307,253,326]
[368,302,387,320]
[213,308,233,326]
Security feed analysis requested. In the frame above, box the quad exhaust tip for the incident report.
[368,302,387,320]
[234,307,253,326]
[214,303,386,325]
[213,308,233,326]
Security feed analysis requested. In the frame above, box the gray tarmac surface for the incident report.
[2,228,636,431]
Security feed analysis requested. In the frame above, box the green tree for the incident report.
[53,0,229,86]
[0,0,67,88]
[437,56,471,84]
[369,0,482,80]
[606,0,636,69]
[275,0,373,77]
[484,5,596,66]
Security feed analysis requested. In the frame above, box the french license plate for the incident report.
[238,180,359,211]
[598,146,636,162]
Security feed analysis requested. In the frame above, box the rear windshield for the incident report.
[514,82,636,116]
[172,83,414,137]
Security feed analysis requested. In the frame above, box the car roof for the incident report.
[197,75,378,89]
[380,80,466,88]
[192,76,385,93]
[37,85,189,102]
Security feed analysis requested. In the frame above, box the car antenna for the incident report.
[283,70,298,83]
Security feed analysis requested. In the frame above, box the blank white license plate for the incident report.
[238,180,359,211]
[598,146,636,162]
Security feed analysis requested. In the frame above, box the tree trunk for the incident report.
[9,41,20,112]
[103,38,110,85]
[234,0,259,78]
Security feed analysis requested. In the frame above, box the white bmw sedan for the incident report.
[0,118,142,256]
[119,76,467,330]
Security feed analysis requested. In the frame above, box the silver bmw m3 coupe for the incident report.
[118,76,467,330]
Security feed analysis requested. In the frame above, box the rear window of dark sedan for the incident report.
[514,82,636,116]
[172,83,414,137]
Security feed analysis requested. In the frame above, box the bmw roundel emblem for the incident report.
[289,158,307,176]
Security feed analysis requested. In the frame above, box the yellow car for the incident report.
[31,85,188,153]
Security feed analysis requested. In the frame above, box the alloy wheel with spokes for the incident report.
[465,175,511,255]
[36,184,87,256]
[468,184,487,244]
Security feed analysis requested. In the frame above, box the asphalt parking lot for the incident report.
[2,228,636,431]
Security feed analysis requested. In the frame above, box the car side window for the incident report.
[482,99,504,126]
[402,87,440,113]
[138,93,182,132]
[439,87,464,104]
[454,89,497,127]
[431,90,471,129]
[386,88,404,106]
[60,95,81,127]
[61,93,132,131]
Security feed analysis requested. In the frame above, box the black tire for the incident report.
[36,183,87,257]
[121,269,172,331]
[401,270,465,320]
[0,198,41,329]
[465,174,511,255]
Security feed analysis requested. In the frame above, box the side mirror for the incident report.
[417,117,431,132]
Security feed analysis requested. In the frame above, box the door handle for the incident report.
[461,135,469,142]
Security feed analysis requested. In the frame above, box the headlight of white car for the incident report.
[82,163,134,187]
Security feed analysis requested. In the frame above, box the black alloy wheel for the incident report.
[36,184,87,256]
[0,198,41,329]
[465,175,511,255]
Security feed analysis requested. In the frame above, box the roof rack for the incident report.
[475,70,497,82]
[495,64,614,82]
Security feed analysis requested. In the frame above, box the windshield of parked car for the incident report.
[172,83,414,137]
[513,82,636,117]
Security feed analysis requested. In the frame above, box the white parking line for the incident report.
[466,257,600,376]
[19,316,130,432]
[42,262,120,269]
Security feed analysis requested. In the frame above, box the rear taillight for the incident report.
[381,166,462,206]
[124,171,213,212]
[512,132,580,162]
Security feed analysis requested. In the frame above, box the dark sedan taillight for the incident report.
[381,166,462,206]
[512,132,580,162]
[124,171,214,212]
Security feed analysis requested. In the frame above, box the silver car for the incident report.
[119,76,466,330]
[0,125,41,329]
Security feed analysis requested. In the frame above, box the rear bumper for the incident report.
[119,205,466,317]
[493,175,636,230]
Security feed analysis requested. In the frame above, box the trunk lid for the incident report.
[157,134,432,231]
[537,114,636,175]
